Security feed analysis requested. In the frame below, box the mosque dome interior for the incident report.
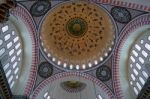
[0,0,150,99]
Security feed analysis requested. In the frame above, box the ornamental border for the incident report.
[89,0,150,12]
[112,14,150,99]
[31,72,114,99]
[10,4,39,96]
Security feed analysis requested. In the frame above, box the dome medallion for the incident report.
[67,18,87,38]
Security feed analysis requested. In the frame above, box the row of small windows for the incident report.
[43,92,103,99]
[0,24,22,89]
[129,34,150,96]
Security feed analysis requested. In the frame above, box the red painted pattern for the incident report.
[10,4,39,96]
[31,72,114,99]
[89,0,150,12]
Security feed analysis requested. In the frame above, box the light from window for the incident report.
[94,60,98,65]
[17,49,22,56]
[10,81,14,88]
[82,64,86,69]
[4,34,11,41]
[130,81,133,85]
[131,74,136,81]
[134,87,138,95]
[16,75,18,79]
[148,36,150,41]
[135,44,141,51]
[97,94,103,99]
[3,63,10,71]
[136,63,141,70]
[14,67,19,74]
[139,77,145,85]
[2,25,8,33]
[12,31,15,35]
[63,63,67,68]
[13,62,18,69]
[141,50,148,57]
[57,61,61,65]
[130,56,135,63]
[47,96,50,99]
[52,57,56,62]
[100,57,103,61]
[130,64,133,68]
[76,65,79,70]
[11,56,16,62]
[6,70,11,77]
[69,64,73,69]
[145,43,150,51]
[133,69,138,76]
[142,71,148,79]
[44,92,48,98]
[7,42,13,49]
[140,40,144,44]
[15,43,21,50]
[9,49,14,56]
[132,50,138,57]
[13,36,19,43]
[136,82,142,90]
[139,57,144,64]
[0,48,5,56]
[8,75,13,83]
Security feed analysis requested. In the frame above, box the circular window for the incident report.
[0,21,22,89]
[39,1,116,71]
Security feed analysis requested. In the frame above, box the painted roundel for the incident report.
[40,1,116,71]
[96,65,111,81]
[38,62,53,78]
[30,1,51,17]
[60,81,87,93]
[111,6,131,23]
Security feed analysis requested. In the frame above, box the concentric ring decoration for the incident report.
[39,1,117,71]
[112,14,150,99]
[60,80,87,93]
[96,65,111,82]
[31,72,114,99]
[111,6,131,23]
[10,4,39,96]
[38,62,53,78]
[30,1,51,17]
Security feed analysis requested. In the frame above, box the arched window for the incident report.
[128,29,150,96]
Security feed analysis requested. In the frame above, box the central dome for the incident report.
[40,1,116,70]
